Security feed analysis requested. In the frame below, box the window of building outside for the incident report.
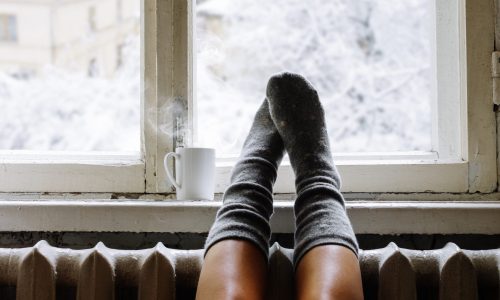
[88,6,97,32]
[0,14,17,42]
[117,44,125,68]
[117,0,123,22]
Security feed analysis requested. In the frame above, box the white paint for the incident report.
[215,159,469,193]
[151,0,194,193]
[0,153,144,192]
[0,194,498,234]
[434,0,462,160]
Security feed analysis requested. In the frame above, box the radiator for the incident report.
[0,240,498,300]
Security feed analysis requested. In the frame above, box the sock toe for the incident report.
[266,72,317,104]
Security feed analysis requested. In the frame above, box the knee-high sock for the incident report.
[266,72,358,267]
[204,99,285,261]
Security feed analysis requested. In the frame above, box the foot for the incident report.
[266,72,340,187]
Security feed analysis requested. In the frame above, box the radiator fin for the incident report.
[77,243,115,300]
[0,241,497,300]
[438,244,478,300]
[138,244,175,300]
[17,241,56,300]
[267,242,294,299]
[378,243,416,300]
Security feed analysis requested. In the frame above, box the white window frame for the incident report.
[205,0,497,194]
[0,0,496,194]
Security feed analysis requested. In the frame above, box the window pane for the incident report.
[0,0,140,152]
[196,0,433,156]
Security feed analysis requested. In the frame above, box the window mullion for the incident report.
[146,0,193,193]
[435,0,462,160]
[465,0,497,192]
[143,0,159,193]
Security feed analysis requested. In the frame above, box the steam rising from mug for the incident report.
[146,97,193,147]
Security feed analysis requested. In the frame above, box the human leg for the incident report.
[295,245,363,300]
[266,72,363,299]
[196,99,285,300]
[196,240,268,300]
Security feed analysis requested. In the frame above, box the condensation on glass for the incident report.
[196,0,434,156]
[0,0,140,152]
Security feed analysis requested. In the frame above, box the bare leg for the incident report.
[196,240,268,300]
[295,245,364,300]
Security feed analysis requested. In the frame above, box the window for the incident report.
[117,43,125,69]
[0,0,141,192]
[195,0,496,194]
[0,14,17,42]
[117,0,123,22]
[196,0,434,155]
[88,6,97,32]
[88,58,99,77]
[0,0,496,194]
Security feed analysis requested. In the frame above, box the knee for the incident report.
[295,245,364,300]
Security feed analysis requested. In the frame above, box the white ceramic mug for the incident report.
[164,147,216,200]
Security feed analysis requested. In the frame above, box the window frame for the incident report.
[201,0,497,194]
[0,0,496,194]
[199,0,497,193]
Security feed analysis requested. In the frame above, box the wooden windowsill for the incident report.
[0,192,499,234]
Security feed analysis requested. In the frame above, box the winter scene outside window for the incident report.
[196,0,434,157]
[0,0,140,152]
[1,0,433,157]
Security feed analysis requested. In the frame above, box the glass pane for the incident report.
[0,0,140,152]
[196,0,433,156]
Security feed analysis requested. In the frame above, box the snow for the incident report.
[1,0,433,156]
[196,0,433,156]
[0,36,140,152]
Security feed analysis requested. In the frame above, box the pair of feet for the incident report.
[197,72,362,299]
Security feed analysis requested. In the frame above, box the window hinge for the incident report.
[492,52,500,106]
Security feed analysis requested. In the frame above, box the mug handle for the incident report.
[164,152,181,190]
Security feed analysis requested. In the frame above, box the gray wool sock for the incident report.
[266,72,359,267]
[204,99,285,261]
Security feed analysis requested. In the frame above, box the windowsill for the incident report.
[1,192,499,234]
